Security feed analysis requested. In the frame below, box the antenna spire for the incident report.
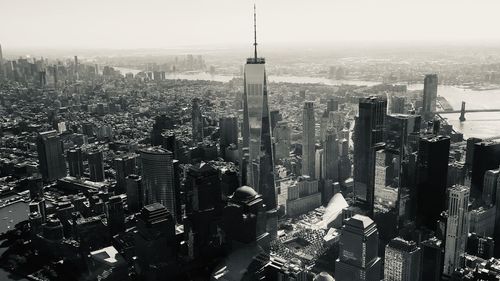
[253,4,258,60]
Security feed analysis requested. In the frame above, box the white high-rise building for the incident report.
[302,101,316,178]
[443,185,470,276]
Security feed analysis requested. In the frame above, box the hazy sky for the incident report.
[1,0,500,49]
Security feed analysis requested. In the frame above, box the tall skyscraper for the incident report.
[36,130,67,182]
[273,121,291,160]
[443,185,470,277]
[126,174,142,212]
[185,162,222,213]
[302,101,316,179]
[192,98,204,143]
[323,128,339,182]
[416,135,450,230]
[483,168,499,206]
[0,43,3,61]
[223,185,268,246]
[241,8,276,211]
[421,237,444,281]
[139,147,176,220]
[74,55,79,80]
[384,237,421,281]
[67,148,84,178]
[320,98,340,143]
[270,109,282,133]
[107,195,125,236]
[422,74,438,122]
[471,141,500,198]
[374,114,420,233]
[114,154,137,194]
[353,96,387,214]
[87,150,105,182]
[151,114,173,146]
[390,96,406,114]
[335,214,382,281]
[135,203,177,280]
[219,116,238,158]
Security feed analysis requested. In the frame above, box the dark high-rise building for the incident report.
[87,150,105,182]
[139,147,176,220]
[384,237,421,281]
[270,109,282,133]
[465,137,482,171]
[151,114,173,146]
[384,114,420,155]
[374,114,420,233]
[191,98,204,143]
[302,101,316,179]
[114,154,136,194]
[323,128,339,182]
[219,116,238,158]
[273,121,291,160]
[223,186,268,246]
[335,214,382,281]
[67,148,84,178]
[420,237,444,281]
[422,74,438,122]
[471,141,500,198]
[241,24,276,212]
[74,55,79,80]
[185,162,222,213]
[135,203,177,280]
[327,98,339,112]
[353,96,387,214]
[36,130,66,182]
[107,195,125,236]
[126,174,142,212]
[416,135,450,230]
[390,96,406,114]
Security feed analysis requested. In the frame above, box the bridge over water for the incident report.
[435,101,500,121]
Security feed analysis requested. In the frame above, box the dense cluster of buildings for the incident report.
[1,22,500,281]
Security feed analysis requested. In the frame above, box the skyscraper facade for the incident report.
[241,23,276,211]
[219,116,238,158]
[471,141,500,198]
[323,128,339,182]
[353,96,387,213]
[416,135,450,230]
[185,162,222,212]
[135,203,177,280]
[273,121,291,160]
[192,98,204,143]
[67,148,84,178]
[36,130,67,182]
[422,74,438,122]
[87,150,105,182]
[443,185,470,277]
[114,154,137,194]
[335,214,381,281]
[302,101,316,178]
[139,147,176,220]
[384,237,421,281]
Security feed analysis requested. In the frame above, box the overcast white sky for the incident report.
[1,0,499,49]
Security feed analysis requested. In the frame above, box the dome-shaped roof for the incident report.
[232,185,258,201]
[313,272,335,281]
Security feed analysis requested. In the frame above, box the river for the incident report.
[114,67,500,139]
[0,195,29,281]
[407,84,500,139]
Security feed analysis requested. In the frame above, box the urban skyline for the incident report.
[2,2,500,281]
